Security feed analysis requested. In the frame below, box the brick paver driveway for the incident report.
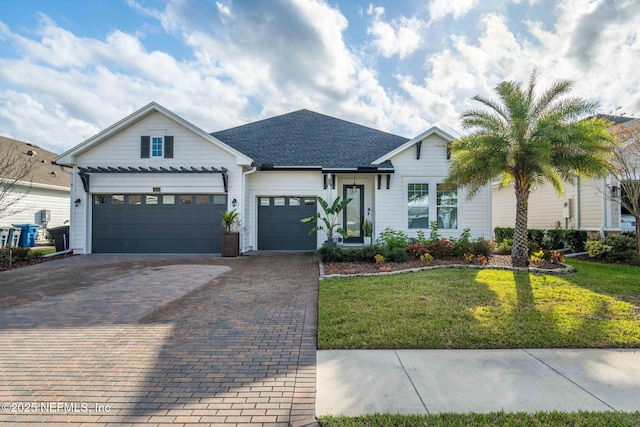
[0,252,318,426]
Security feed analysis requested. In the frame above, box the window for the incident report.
[162,195,175,205]
[94,195,107,205]
[213,195,226,205]
[128,195,142,205]
[437,184,458,229]
[274,197,285,206]
[196,195,210,204]
[151,137,163,157]
[408,183,429,229]
[260,197,270,206]
[289,197,300,206]
[112,195,124,205]
[146,195,158,205]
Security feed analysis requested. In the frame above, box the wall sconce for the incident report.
[74,198,81,207]
[611,186,619,196]
[232,198,237,208]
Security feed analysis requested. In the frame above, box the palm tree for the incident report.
[444,69,614,267]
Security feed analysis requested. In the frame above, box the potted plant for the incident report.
[362,219,372,246]
[220,209,240,257]
[300,196,352,245]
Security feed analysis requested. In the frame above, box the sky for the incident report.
[0,0,638,154]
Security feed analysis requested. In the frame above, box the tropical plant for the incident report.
[444,69,614,266]
[220,209,240,232]
[362,219,373,238]
[300,196,352,241]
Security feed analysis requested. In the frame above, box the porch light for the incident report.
[352,175,357,191]
[232,198,237,208]
[74,198,81,207]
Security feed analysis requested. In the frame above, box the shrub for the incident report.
[528,241,541,255]
[530,249,545,265]
[429,221,441,242]
[427,239,455,258]
[497,239,513,255]
[477,255,489,265]
[385,246,409,263]
[551,251,565,264]
[318,244,345,262]
[374,253,385,264]
[585,240,610,258]
[564,230,588,252]
[454,241,475,257]
[472,238,495,257]
[606,234,636,262]
[463,253,475,263]
[376,228,409,250]
[494,227,514,243]
[0,247,33,264]
[528,229,545,247]
[420,253,434,266]
[544,229,566,250]
[406,242,429,258]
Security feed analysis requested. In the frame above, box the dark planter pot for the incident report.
[221,232,240,257]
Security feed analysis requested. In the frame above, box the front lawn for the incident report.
[319,411,640,427]
[318,260,640,349]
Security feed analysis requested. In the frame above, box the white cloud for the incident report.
[366,4,425,59]
[428,0,477,22]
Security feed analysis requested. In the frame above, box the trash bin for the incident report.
[8,228,21,248]
[0,228,11,248]
[12,224,39,247]
[48,226,70,252]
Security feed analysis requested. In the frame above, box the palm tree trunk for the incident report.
[513,185,530,267]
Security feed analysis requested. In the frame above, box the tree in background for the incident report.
[607,118,640,252]
[445,69,614,267]
[0,145,37,219]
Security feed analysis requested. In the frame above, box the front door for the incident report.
[343,185,364,244]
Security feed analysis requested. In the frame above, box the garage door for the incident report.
[258,196,317,250]
[92,194,227,253]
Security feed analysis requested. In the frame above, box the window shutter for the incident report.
[141,136,150,158]
[164,136,174,158]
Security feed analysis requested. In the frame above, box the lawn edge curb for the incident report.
[319,261,575,280]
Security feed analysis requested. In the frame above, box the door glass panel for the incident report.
[162,195,175,205]
[289,197,300,206]
[146,195,158,205]
[196,195,210,204]
[345,186,361,238]
[112,195,124,205]
[213,195,226,205]
[274,197,285,206]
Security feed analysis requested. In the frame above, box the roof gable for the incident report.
[373,126,455,164]
[56,102,252,166]
[211,109,409,170]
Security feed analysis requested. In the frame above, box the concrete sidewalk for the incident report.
[317,349,640,416]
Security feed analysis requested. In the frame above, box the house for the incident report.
[55,102,492,254]
[492,115,640,236]
[0,135,70,238]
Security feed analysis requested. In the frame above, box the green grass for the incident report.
[318,260,640,349]
[319,411,640,426]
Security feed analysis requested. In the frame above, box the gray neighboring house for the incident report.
[0,135,70,237]
[56,102,491,254]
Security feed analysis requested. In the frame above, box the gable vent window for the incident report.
[141,135,174,159]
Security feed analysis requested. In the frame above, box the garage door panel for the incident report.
[92,194,226,253]
[258,196,316,250]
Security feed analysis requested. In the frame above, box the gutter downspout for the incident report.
[600,178,607,239]
[59,166,75,252]
[575,175,580,230]
[241,166,257,253]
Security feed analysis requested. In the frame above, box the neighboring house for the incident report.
[0,135,70,237]
[55,102,491,254]
[492,115,639,236]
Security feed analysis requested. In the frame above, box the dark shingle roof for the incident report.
[0,135,70,188]
[596,114,637,125]
[211,110,409,169]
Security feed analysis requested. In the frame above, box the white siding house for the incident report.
[0,136,70,241]
[57,103,492,254]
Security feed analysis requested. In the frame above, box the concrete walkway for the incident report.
[317,349,640,416]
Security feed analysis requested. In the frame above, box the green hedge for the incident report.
[494,227,588,251]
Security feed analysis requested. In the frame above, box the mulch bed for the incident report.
[0,254,75,273]
[322,254,566,276]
